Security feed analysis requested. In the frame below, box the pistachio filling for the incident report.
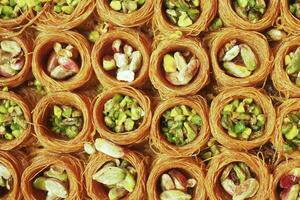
[159,169,197,200]
[50,105,83,140]
[221,162,259,200]
[109,0,145,13]
[24,0,79,13]
[53,0,80,14]
[0,99,27,141]
[281,109,300,152]
[163,51,199,86]
[278,168,300,200]
[289,0,300,19]
[266,28,287,42]
[161,105,202,146]
[88,22,109,43]
[26,0,50,12]
[209,17,223,31]
[93,159,137,200]
[33,166,69,200]
[47,42,80,80]
[0,40,24,78]
[233,0,266,23]
[102,39,142,83]
[164,0,200,27]
[0,0,28,19]
[221,98,266,140]
[200,138,221,160]
[218,40,258,78]
[284,47,300,87]
[85,138,125,158]
[103,94,144,133]
[0,163,12,197]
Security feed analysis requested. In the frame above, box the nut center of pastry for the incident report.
[109,0,145,13]
[218,39,258,78]
[33,165,69,200]
[46,42,80,80]
[220,162,259,199]
[221,98,266,140]
[163,50,199,86]
[232,0,267,23]
[284,47,300,86]
[0,98,27,141]
[278,168,300,199]
[160,105,202,146]
[0,40,24,78]
[164,0,201,27]
[159,169,197,200]
[102,39,142,83]
[103,94,144,133]
[281,109,300,152]
[49,104,83,140]
[92,159,137,200]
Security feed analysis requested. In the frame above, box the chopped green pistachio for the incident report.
[161,105,202,146]
[290,2,300,19]
[209,17,223,31]
[33,177,47,191]
[44,167,68,182]
[50,105,83,140]
[109,0,144,13]
[116,170,136,192]
[165,0,200,27]
[221,98,266,141]
[285,47,300,87]
[282,109,300,151]
[233,164,246,183]
[103,94,144,133]
[0,99,27,141]
[233,0,266,23]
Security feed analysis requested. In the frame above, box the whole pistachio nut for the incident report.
[84,142,96,155]
[116,170,136,192]
[240,44,257,71]
[233,178,259,200]
[163,54,177,73]
[44,178,68,199]
[0,164,10,180]
[0,40,21,56]
[267,28,287,41]
[223,62,251,78]
[160,190,192,200]
[44,166,68,182]
[93,166,127,185]
[222,45,240,62]
[94,138,125,158]
[33,177,47,191]
[108,187,128,200]
[161,173,176,191]
[221,179,237,196]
